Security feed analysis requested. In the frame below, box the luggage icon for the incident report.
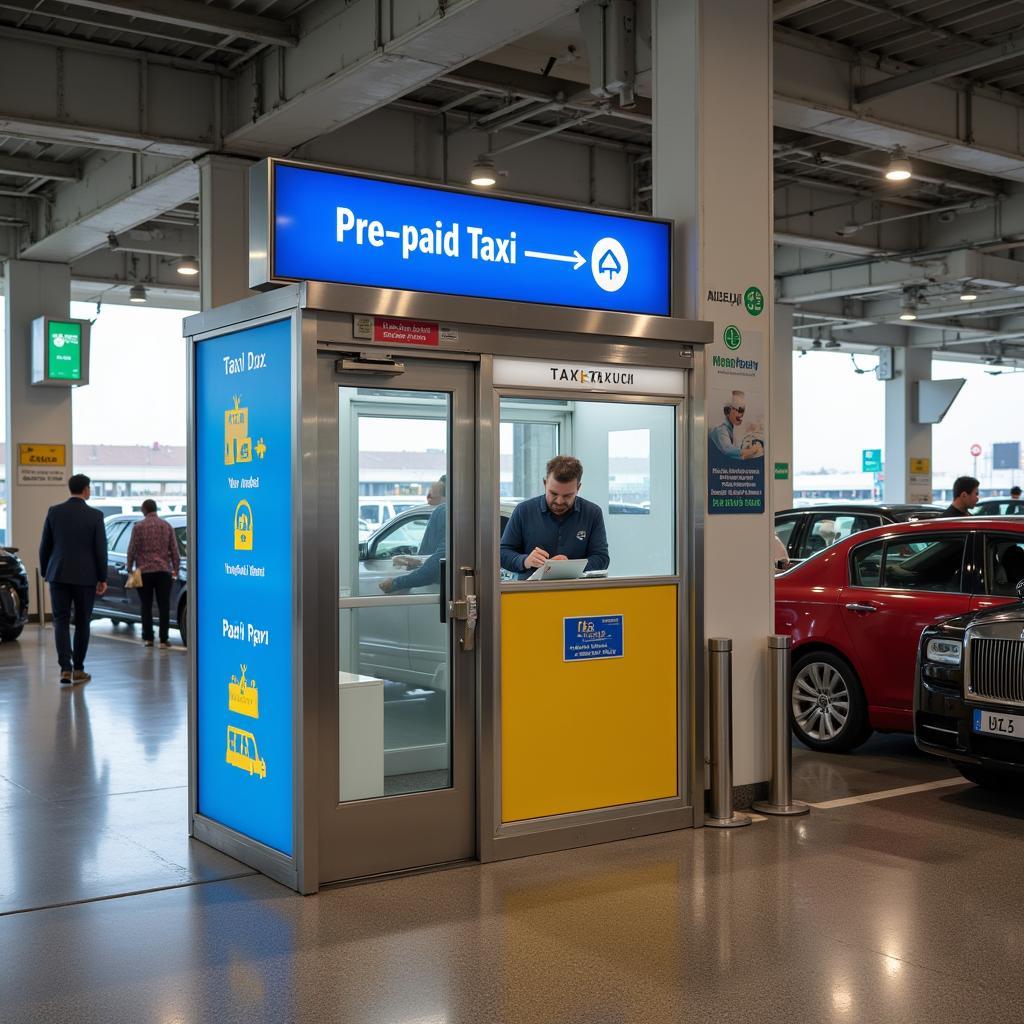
[228,664,259,718]
[234,499,254,551]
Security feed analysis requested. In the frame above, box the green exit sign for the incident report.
[48,321,82,380]
[31,316,90,387]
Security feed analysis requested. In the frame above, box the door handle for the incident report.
[844,602,878,613]
[439,558,447,624]
[448,565,477,651]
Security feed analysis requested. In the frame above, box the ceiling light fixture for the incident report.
[885,147,912,182]
[899,298,917,321]
[959,285,978,301]
[175,256,199,277]
[469,156,497,187]
[129,283,148,304]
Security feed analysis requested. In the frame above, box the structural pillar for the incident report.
[3,259,72,618]
[884,347,933,503]
[772,304,794,512]
[653,0,774,793]
[198,154,256,311]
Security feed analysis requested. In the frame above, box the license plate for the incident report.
[973,708,1024,739]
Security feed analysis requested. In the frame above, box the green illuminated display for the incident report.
[47,320,82,381]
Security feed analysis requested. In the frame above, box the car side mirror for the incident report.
[358,542,369,560]
[1017,578,1024,602]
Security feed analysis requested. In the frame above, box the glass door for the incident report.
[318,356,476,882]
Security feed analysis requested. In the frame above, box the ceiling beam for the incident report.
[0,153,80,181]
[53,0,297,48]
[773,0,831,19]
[107,224,198,258]
[856,33,1024,103]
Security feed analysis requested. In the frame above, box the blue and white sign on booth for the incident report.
[252,161,671,316]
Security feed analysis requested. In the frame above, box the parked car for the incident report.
[915,583,1024,789]
[353,502,517,688]
[0,546,30,641]
[974,497,1024,516]
[93,513,189,644]
[775,517,1024,752]
[775,503,943,565]
[356,497,427,531]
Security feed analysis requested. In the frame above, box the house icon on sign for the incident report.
[598,249,621,278]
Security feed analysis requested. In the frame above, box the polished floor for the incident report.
[3,624,1024,1023]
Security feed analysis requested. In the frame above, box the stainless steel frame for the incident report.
[184,281,710,891]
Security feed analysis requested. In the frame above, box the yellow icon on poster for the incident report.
[228,664,259,718]
[226,725,266,778]
[225,395,257,465]
[234,499,254,550]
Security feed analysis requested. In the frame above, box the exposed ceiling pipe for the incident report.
[835,198,994,236]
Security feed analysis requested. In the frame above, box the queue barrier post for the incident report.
[704,637,751,829]
[753,634,809,817]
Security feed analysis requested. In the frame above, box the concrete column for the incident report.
[198,154,255,311]
[772,304,794,512]
[884,347,933,503]
[3,259,72,618]
[654,0,774,790]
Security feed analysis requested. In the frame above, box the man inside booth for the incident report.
[500,455,610,579]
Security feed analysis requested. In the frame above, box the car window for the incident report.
[797,514,878,560]
[882,535,966,593]
[774,515,799,552]
[104,520,124,548]
[850,540,883,587]
[985,536,1024,596]
[370,516,428,559]
[109,521,135,556]
[359,504,381,525]
[174,526,187,557]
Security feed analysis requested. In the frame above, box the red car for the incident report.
[775,517,1024,752]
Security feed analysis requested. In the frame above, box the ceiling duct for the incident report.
[579,0,637,109]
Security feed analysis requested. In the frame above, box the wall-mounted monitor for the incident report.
[31,316,90,386]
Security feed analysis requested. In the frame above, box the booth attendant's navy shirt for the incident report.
[500,495,610,579]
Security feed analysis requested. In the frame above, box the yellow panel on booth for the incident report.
[500,584,678,823]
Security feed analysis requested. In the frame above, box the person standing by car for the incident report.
[1011,486,1022,500]
[380,476,446,594]
[941,476,980,517]
[126,499,181,648]
[38,473,107,685]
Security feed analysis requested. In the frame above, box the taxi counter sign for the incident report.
[31,316,90,387]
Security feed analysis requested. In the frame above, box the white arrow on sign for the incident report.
[524,249,586,270]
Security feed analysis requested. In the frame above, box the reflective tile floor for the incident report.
[3,625,1024,1023]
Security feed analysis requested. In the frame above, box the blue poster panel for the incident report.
[195,318,293,855]
[564,615,625,662]
[272,163,671,316]
[707,329,766,515]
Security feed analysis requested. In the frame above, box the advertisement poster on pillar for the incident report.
[195,319,293,856]
[707,327,766,515]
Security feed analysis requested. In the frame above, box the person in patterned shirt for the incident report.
[126,499,181,648]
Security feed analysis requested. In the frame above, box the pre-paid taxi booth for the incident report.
[185,159,712,892]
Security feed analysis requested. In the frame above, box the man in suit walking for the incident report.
[38,474,108,685]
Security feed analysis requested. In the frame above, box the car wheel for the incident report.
[178,597,187,647]
[790,651,872,753]
[953,762,1016,791]
[0,625,23,641]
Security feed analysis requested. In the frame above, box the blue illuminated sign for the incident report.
[564,615,624,662]
[196,318,293,855]
[271,163,671,316]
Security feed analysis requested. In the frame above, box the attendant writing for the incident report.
[941,476,980,517]
[38,474,107,686]
[500,456,609,579]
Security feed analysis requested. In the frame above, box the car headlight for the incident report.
[926,638,962,665]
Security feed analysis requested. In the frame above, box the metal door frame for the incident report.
[314,353,479,884]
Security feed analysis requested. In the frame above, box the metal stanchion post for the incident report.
[705,637,750,829]
[754,635,809,817]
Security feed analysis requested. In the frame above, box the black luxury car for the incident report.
[915,582,1024,789]
[0,546,30,641]
[774,503,943,564]
[93,513,189,644]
